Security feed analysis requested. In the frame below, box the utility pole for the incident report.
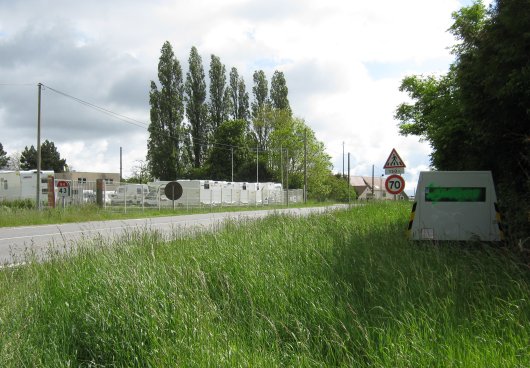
[231,147,234,182]
[304,128,307,203]
[342,141,345,179]
[286,147,289,207]
[280,144,283,188]
[346,152,350,204]
[36,83,42,209]
[120,147,123,182]
[256,145,259,185]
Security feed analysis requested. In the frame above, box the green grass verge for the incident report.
[0,200,333,228]
[0,202,528,366]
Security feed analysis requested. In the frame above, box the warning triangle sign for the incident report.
[383,148,406,168]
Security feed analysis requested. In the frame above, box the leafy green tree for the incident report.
[20,140,67,172]
[147,41,186,180]
[267,112,332,198]
[455,0,530,241]
[270,70,291,113]
[396,70,471,170]
[395,0,530,242]
[208,55,229,130]
[0,143,7,168]
[185,46,209,168]
[206,120,252,181]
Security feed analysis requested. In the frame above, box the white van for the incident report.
[408,171,503,241]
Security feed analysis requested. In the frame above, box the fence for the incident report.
[51,180,303,211]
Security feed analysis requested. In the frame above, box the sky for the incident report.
[0,0,489,194]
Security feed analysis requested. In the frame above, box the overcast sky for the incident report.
[0,0,487,193]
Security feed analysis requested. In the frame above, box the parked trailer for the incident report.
[0,170,54,203]
[408,171,503,241]
[145,180,285,207]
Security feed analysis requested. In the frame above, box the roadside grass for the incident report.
[0,200,333,228]
[0,202,528,366]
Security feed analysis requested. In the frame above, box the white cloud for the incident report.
[0,0,471,184]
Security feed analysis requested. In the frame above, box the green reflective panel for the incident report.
[425,187,486,202]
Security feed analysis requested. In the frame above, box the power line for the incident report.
[29,84,286,155]
[42,84,149,129]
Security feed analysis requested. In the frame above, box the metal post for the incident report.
[256,145,259,185]
[371,164,374,199]
[286,148,289,207]
[304,128,307,203]
[231,147,234,182]
[36,83,42,209]
[120,147,123,182]
[346,152,350,204]
[280,144,283,188]
[342,141,344,179]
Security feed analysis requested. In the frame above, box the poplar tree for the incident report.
[208,55,229,130]
[147,41,186,180]
[185,46,208,168]
[228,67,250,122]
[270,70,291,113]
[251,70,271,150]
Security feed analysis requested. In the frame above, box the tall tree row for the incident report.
[395,0,530,243]
[147,42,336,200]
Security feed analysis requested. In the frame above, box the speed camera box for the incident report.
[408,171,503,241]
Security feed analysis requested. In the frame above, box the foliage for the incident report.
[208,55,230,130]
[20,139,67,172]
[227,67,250,122]
[207,120,251,181]
[270,70,291,113]
[0,142,7,168]
[0,198,34,209]
[185,46,209,168]
[147,41,187,180]
[1,204,528,366]
[146,43,338,200]
[321,174,357,202]
[395,0,530,243]
[251,70,271,150]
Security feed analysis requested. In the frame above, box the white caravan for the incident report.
[0,170,54,202]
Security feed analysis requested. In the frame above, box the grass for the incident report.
[0,202,528,366]
[0,200,333,228]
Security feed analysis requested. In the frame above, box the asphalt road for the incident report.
[0,205,348,265]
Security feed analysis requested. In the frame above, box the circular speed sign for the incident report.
[385,174,405,195]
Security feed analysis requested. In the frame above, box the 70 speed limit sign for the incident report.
[385,174,405,195]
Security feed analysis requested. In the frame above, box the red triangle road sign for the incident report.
[383,148,406,168]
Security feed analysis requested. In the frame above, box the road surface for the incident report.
[0,205,348,265]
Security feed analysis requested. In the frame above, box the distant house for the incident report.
[55,171,120,190]
[349,175,408,200]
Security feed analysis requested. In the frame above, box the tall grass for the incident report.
[0,203,528,366]
[0,201,331,228]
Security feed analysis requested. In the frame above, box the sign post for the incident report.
[165,181,183,210]
[383,149,406,199]
[56,180,70,208]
